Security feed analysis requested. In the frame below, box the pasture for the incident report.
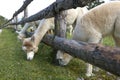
[0,29,117,80]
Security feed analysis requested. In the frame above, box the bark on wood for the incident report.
[42,34,120,76]
[57,11,67,37]
[13,0,33,17]
[0,0,33,29]
[55,0,67,37]
[24,7,28,19]
[10,0,95,25]
[14,16,18,31]
[52,0,67,64]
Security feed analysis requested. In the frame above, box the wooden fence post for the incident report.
[14,16,18,31]
[24,6,28,19]
[51,0,67,64]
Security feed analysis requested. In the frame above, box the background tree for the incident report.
[0,15,8,26]
[87,0,104,9]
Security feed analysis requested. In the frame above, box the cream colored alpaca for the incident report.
[0,29,2,34]
[56,1,120,77]
[22,18,54,60]
[17,20,40,40]
[22,7,88,60]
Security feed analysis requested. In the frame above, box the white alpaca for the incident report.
[22,18,54,60]
[17,20,40,40]
[0,29,2,34]
[56,1,120,77]
[22,7,88,60]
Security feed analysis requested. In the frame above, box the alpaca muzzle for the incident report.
[27,51,35,60]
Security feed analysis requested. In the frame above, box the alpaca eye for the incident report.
[23,50,27,53]
[30,50,33,51]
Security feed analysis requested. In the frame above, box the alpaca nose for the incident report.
[27,52,35,60]
[58,59,66,67]
[27,57,33,61]
[57,57,63,62]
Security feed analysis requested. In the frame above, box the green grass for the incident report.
[0,29,118,80]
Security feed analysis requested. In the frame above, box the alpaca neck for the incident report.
[33,19,51,46]
[20,23,31,34]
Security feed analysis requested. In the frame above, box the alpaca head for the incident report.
[22,36,38,60]
[56,50,73,66]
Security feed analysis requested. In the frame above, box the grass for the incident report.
[0,29,118,80]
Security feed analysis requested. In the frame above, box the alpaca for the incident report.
[22,7,88,60]
[56,1,120,77]
[0,29,2,34]
[17,20,40,41]
[22,18,54,60]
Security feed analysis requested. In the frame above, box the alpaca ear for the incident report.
[31,36,35,42]
[21,37,25,42]
[17,35,25,42]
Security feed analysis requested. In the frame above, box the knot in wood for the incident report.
[92,46,102,60]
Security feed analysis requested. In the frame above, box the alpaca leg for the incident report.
[110,36,120,79]
[86,33,102,77]
[86,64,94,77]
[68,25,73,36]
[113,16,120,47]
[112,18,120,80]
